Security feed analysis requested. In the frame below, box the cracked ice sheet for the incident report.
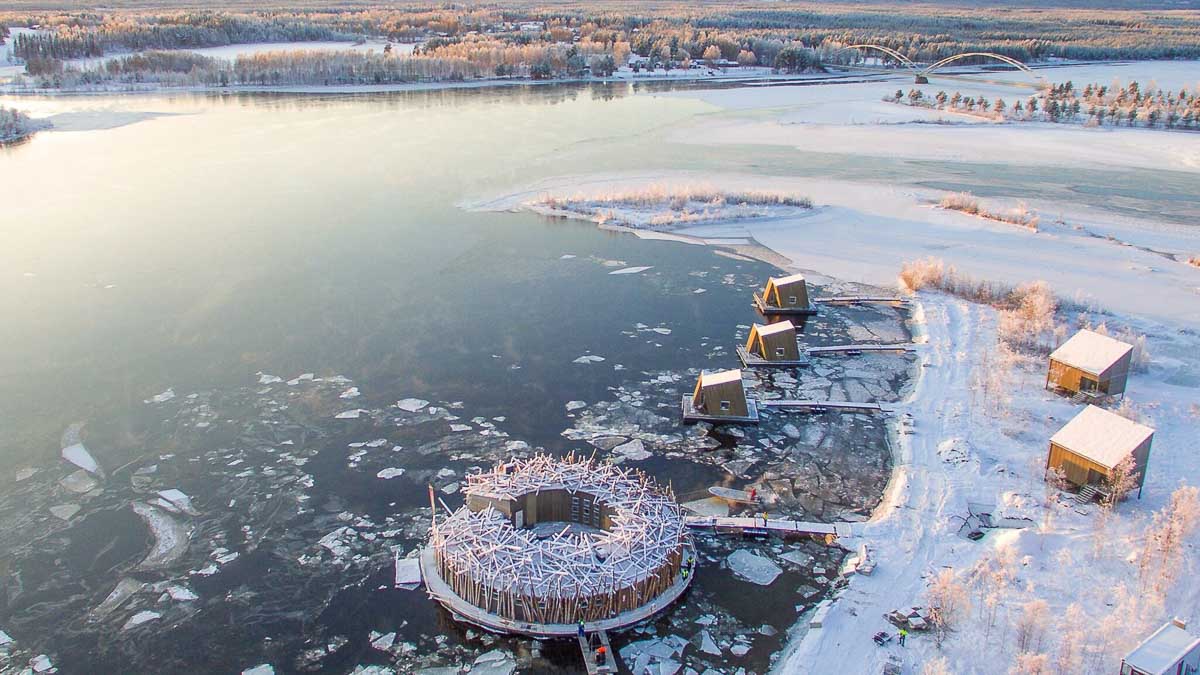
[131,502,190,570]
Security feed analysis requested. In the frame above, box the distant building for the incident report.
[1047,329,1133,398]
[746,321,800,361]
[753,273,814,315]
[518,21,544,33]
[1121,618,1200,675]
[1047,405,1154,498]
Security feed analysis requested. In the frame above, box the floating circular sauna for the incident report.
[421,454,694,636]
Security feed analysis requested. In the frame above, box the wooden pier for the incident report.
[681,395,760,424]
[813,296,909,306]
[419,546,695,638]
[759,400,893,414]
[685,515,853,541]
[736,346,811,368]
[578,630,618,674]
[753,293,817,316]
[805,343,916,355]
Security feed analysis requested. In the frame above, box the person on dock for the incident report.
[748,487,757,503]
[577,620,586,639]
[898,628,907,646]
[595,645,607,665]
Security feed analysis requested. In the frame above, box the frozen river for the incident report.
[0,68,1196,673]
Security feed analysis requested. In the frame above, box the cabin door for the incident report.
[1079,377,1099,393]
[514,510,524,529]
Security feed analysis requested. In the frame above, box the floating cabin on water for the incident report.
[1120,618,1200,675]
[421,454,694,637]
[737,321,808,367]
[1047,405,1154,499]
[1046,329,1134,399]
[682,369,759,423]
[753,273,816,315]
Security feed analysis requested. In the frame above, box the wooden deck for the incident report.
[419,545,696,638]
[753,293,817,316]
[805,343,916,355]
[681,395,760,424]
[685,515,853,540]
[759,399,893,414]
[736,346,811,368]
[578,630,618,674]
[813,296,910,306]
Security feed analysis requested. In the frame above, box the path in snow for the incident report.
[776,295,981,673]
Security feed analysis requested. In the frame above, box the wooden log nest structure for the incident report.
[429,454,692,628]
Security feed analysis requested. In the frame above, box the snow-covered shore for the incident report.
[463,60,1200,673]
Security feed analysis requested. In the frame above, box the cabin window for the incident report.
[775,347,786,357]
[720,400,731,411]
[788,295,798,304]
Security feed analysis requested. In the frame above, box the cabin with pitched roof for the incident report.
[1047,405,1154,499]
[682,369,759,423]
[1047,329,1134,398]
[753,273,815,315]
[737,320,808,367]
[1121,619,1200,675]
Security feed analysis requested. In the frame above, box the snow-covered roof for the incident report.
[700,369,743,386]
[1050,405,1154,469]
[1050,329,1133,376]
[755,321,795,337]
[1124,621,1200,674]
[769,273,806,287]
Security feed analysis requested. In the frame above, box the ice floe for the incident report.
[395,398,430,413]
[61,443,100,474]
[726,549,782,586]
[144,388,176,404]
[565,400,587,411]
[157,489,199,516]
[131,502,190,570]
[242,665,274,675]
[376,468,405,480]
[122,611,161,630]
[609,266,653,275]
[335,409,367,419]
[339,387,361,399]
[572,355,606,364]
[394,554,422,589]
[470,650,516,675]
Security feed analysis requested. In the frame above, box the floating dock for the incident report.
[813,296,910,306]
[736,346,811,368]
[685,515,853,541]
[759,400,893,414]
[753,293,817,316]
[681,395,760,424]
[805,343,916,355]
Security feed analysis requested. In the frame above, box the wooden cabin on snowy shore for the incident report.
[1047,405,1154,499]
[1121,618,1200,675]
[1046,329,1133,398]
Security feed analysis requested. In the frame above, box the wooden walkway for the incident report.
[736,346,810,368]
[805,343,915,355]
[685,515,853,540]
[813,296,910,306]
[419,546,696,638]
[753,293,818,316]
[759,400,893,413]
[577,630,618,674]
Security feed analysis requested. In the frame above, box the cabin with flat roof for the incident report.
[1121,619,1200,675]
[753,273,815,315]
[1047,329,1133,398]
[1047,405,1154,499]
[682,369,759,423]
[747,321,800,360]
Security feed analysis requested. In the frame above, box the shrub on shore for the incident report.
[939,192,1039,231]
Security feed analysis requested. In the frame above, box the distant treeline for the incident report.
[4,3,1200,67]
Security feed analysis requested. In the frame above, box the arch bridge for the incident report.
[835,45,1040,83]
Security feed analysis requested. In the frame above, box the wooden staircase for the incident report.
[1076,484,1101,504]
